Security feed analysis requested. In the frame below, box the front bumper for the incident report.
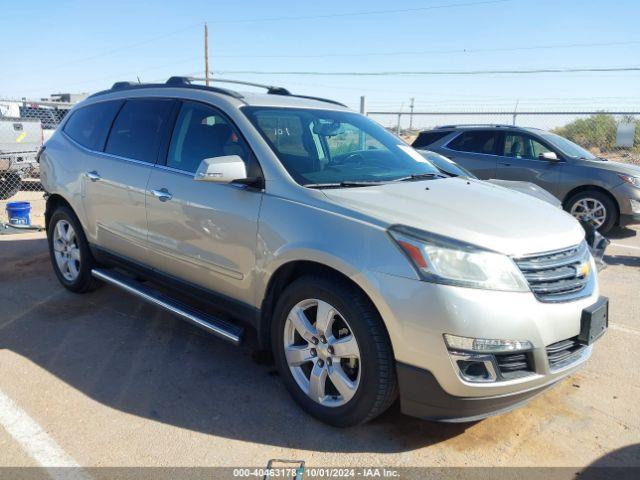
[611,182,640,224]
[363,266,600,409]
[397,362,562,422]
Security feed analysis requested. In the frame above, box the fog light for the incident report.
[630,199,640,214]
[457,360,492,381]
[444,334,533,353]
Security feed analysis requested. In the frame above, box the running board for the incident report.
[91,268,244,346]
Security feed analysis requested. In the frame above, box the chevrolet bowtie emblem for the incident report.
[577,261,591,278]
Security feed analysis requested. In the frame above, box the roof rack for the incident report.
[435,124,517,129]
[88,77,244,100]
[89,76,347,108]
[200,77,348,107]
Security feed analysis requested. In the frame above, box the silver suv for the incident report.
[40,78,608,427]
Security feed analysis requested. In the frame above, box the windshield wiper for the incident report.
[304,181,387,189]
[393,172,446,182]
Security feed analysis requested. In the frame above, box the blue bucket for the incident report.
[6,201,31,226]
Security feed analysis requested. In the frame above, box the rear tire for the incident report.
[271,275,397,427]
[0,173,21,200]
[47,205,100,293]
[565,190,617,235]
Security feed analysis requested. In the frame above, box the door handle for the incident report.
[151,188,173,202]
[85,171,101,182]
[498,162,512,166]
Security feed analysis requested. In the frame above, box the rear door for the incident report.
[495,132,563,196]
[441,130,501,179]
[81,98,176,262]
[145,100,263,306]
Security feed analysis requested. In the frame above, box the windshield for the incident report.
[242,107,440,186]
[539,132,596,160]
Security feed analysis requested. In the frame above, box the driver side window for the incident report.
[504,134,553,160]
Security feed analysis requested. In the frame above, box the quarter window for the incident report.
[166,101,250,174]
[63,101,122,151]
[447,131,498,155]
[105,99,174,163]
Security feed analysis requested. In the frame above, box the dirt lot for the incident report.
[0,226,639,476]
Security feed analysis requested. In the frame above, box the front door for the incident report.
[495,132,563,196]
[145,100,263,306]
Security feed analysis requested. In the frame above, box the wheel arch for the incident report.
[258,259,389,352]
[562,185,620,223]
[44,193,74,232]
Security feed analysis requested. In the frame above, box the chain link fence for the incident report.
[0,99,74,228]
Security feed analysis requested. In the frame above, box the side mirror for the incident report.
[539,151,559,161]
[194,155,248,184]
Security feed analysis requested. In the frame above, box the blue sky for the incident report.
[2,0,639,126]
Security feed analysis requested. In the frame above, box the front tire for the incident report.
[47,205,100,293]
[272,275,397,427]
[565,190,617,235]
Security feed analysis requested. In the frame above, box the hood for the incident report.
[322,177,584,256]
[486,179,562,208]
[578,158,640,176]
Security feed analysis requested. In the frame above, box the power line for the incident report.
[206,0,517,24]
[216,66,640,76]
[213,40,640,59]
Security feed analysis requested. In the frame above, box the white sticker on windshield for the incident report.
[398,145,429,163]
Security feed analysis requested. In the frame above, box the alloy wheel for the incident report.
[283,299,361,407]
[570,197,607,228]
[52,219,81,282]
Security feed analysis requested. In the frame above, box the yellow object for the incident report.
[16,132,26,143]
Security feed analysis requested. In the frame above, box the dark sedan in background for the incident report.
[413,125,640,234]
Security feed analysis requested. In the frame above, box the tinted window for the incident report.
[412,130,451,148]
[63,101,122,150]
[167,101,250,174]
[504,134,553,160]
[448,131,498,155]
[105,99,174,163]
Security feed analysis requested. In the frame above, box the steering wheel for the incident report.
[331,152,365,166]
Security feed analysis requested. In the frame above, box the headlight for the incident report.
[618,174,640,189]
[444,334,533,353]
[389,225,530,292]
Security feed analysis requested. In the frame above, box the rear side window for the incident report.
[447,131,498,155]
[63,101,122,150]
[412,130,451,149]
[105,99,174,163]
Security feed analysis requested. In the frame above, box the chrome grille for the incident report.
[514,242,591,302]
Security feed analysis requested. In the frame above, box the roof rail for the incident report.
[435,124,516,129]
[89,76,347,107]
[88,78,244,100]
[204,78,348,107]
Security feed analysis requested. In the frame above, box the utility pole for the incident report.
[359,96,367,149]
[204,23,210,86]
[512,99,519,125]
[409,97,415,130]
